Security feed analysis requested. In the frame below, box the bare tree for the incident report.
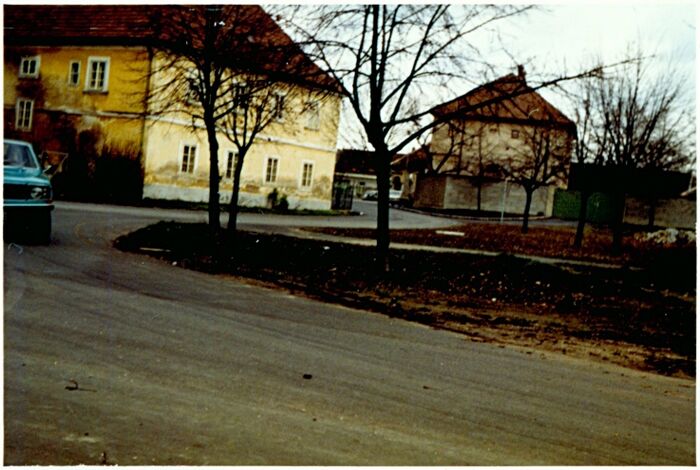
[568,79,607,248]
[288,5,536,271]
[287,4,612,271]
[220,79,329,236]
[147,5,242,230]
[147,5,335,233]
[577,57,693,250]
[506,119,572,233]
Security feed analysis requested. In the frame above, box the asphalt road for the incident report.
[3,202,695,465]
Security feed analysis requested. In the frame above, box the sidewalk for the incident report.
[280,227,628,270]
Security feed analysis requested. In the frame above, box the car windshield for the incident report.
[4,142,38,169]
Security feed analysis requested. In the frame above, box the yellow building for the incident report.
[4,5,342,210]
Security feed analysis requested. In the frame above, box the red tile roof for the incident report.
[4,4,158,45]
[3,4,341,92]
[431,73,574,129]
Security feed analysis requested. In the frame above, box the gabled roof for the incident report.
[431,72,574,129]
[3,4,341,92]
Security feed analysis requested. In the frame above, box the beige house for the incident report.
[4,5,342,210]
[413,67,576,215]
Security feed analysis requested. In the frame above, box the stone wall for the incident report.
[415,174,557,216]
[413,175,446,208]
[624,197,696,229]
[553,189,696,229]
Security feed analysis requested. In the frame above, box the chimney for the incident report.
[517,64,526,81]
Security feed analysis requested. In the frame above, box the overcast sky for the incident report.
[502,3,696,108]
[334,2,697,149]
[505,3,695,69]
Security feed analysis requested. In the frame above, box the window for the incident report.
[15,99,34,131]
[305,101,320,130]
[185,68,199,104]
[447,124,457,138]
[19,56,40,78]
[180,144,197,174]
[265,157,279,183]
[68,61,81,86]
[233,82,248,112]
[85,57,110,92]
[301,162,314,188]
[273,93,285,121]
[511,129,520,139]
[225,150,238,179]
[489,127,498,133]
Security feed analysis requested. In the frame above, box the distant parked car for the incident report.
[4,139,53,244]
[362,189,378,200]
[362,188,403,203]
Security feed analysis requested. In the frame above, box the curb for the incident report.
[391,204,551,222]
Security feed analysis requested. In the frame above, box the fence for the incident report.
[331,179,354,210]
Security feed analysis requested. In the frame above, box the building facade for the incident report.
[413,67,576,215]
[4,5,342,210]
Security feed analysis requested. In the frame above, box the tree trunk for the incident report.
[647,196,657,229]
[573,190,591,248]
[374,148,391,273]
[521,188,533,234]
[611,192,625,254]
[227,155,245,239]
[205,119,221,231]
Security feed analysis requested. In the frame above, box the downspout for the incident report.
[139,46,154,198]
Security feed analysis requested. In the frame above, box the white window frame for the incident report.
[264,156,279,184]
[300,160,314,188]
[19,55,40,78]
[68,60,81,87]
[180,143,198,174]
[85,56,110,92]
[15,99,34,131]
[305,101,320,130]
[224,150,238,180]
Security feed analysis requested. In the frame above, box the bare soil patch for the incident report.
[114,222,695,379]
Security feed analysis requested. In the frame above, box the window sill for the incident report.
[83,89,109,95]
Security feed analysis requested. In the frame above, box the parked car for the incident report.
[362,188,403,203]
[362,189,378,200]
[4,139,53,244]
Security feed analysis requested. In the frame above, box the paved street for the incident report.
[3,202,695,465]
